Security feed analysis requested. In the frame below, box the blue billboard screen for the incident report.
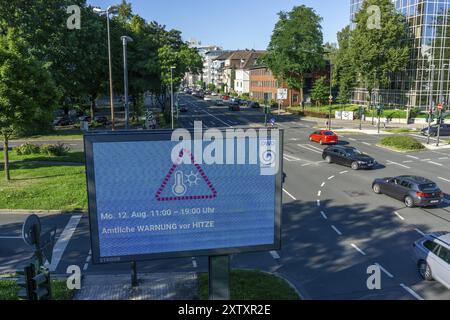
[85,130,282,263]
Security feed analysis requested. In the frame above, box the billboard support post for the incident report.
[208,255,230,300]
[131,261,138,288]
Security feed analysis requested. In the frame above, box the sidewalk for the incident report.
[74,273,198,300]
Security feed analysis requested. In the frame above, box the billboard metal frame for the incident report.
[84,128,284,265]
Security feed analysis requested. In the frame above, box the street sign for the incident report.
[22,215,41,247]
[84,129,283,264]
[277,88,288,100]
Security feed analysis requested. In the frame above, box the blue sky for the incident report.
[87,0,350,49]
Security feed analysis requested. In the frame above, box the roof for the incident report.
[398,176,434,184]
[214,51,234,61]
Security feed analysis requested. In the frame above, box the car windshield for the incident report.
[419,183,438,191]
[324,131,334,136]
[346,148,362,155]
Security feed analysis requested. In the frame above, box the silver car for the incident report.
[413,232,450,289]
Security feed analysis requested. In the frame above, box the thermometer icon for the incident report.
[172,171,187,196]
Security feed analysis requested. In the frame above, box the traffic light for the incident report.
[16,263,36,300]
[32,266,52,300]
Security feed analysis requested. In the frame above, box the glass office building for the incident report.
[350,0,450,110]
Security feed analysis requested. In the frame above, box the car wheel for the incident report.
[372,184,381,194]
[418,260,434,281]
[326,156,332,164]
[405,196,415,208]
[351,162,359,170]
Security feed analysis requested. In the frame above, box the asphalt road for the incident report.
[1,93,449,300]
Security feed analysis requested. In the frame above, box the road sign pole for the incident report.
[208,255,230,300]
[131,260,138,287]
[427,109,433,145]
[437,109,442,147]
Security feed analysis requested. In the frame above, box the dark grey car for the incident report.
[421,124,450,137]
[372,176,444,208]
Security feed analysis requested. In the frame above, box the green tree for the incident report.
[310,76,329,106]
[208,83,216,92]
[0,32,59,180]
[264,5,325,101]
[351,0,409,102]
[334,26,356,104]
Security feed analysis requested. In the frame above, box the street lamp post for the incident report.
[427,65,435,145]
[328,62,333,130]
[121,36,133,130]
[93,6,119,130]
[171,66,176,130]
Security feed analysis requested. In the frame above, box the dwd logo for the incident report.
[67,5,81,30]
[366,264,382,290]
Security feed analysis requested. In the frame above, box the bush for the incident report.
[40,143,70,156]
[16,143,41,155]
[380,135,425,151]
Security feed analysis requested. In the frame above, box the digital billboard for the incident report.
[85,128,283,264]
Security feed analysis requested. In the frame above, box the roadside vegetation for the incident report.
[198,270,299,300]
[0,162,86,211]
[0,279,74,300]
[379,135,425,152]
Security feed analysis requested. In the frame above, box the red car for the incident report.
[309,130,338,145]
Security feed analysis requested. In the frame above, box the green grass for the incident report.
[0,279,75,300]
[385,128,415,133]
[379,135,425,152]
[0,163,87,211]
[13,129,83,141]
[198,270,299,300]
[7,151,85,164]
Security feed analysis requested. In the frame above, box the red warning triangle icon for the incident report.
[155,148,217,202]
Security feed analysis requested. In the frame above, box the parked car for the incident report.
[179,105,188,113]
[309,130,338,145]
[249,102,260,108]
[53,117,73,127]
[229,101,240,111]
[221,95,230,101]
[78,115,91,123]
[93,116,109,125]
[421,124,450,137]
[372,176,444,208]
[413,232,450,289]
[322,146,377,170]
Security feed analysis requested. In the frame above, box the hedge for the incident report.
[380,135,425,151]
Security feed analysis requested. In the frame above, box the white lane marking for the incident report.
[298,144,323,154]
[192,258,198,268]
[400,284,424,301]
[317,190,322,197]
[317,200,321,207]
[415,228,426,236]
[283,189,297,201]
[438,157,449,160]
[438,177,450,183]
[49,215,82,272]
[348,138,356,141]
[351,243,367,256]
[331,225,343,236]
[340,171,349,175]
[394,211,405,221]
[0,236,22,239]
[406,155,420,160]
[328,175,335,180]
[305,144,324,151]
[321,182,326,188]
[387,161,411,169]
[83,263,89,271]
[362,142,372,146]
[320,211,328,220]
[428,161,443,167]
[301,163,313,167]
[403,160,414,163]
[374,263,394,278]
[284,154,301,162]
[202,110,233,127]
[421,159,431,162]
[270,251,281,260]
[86,255,92,263]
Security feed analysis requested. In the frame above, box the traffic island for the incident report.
[198,270,300,300]
[377,135,426,153]
[0,279,75,300]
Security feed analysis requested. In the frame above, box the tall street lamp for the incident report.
[93,5,119,130]
[121,36,133,130]
[171,66,176,130]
